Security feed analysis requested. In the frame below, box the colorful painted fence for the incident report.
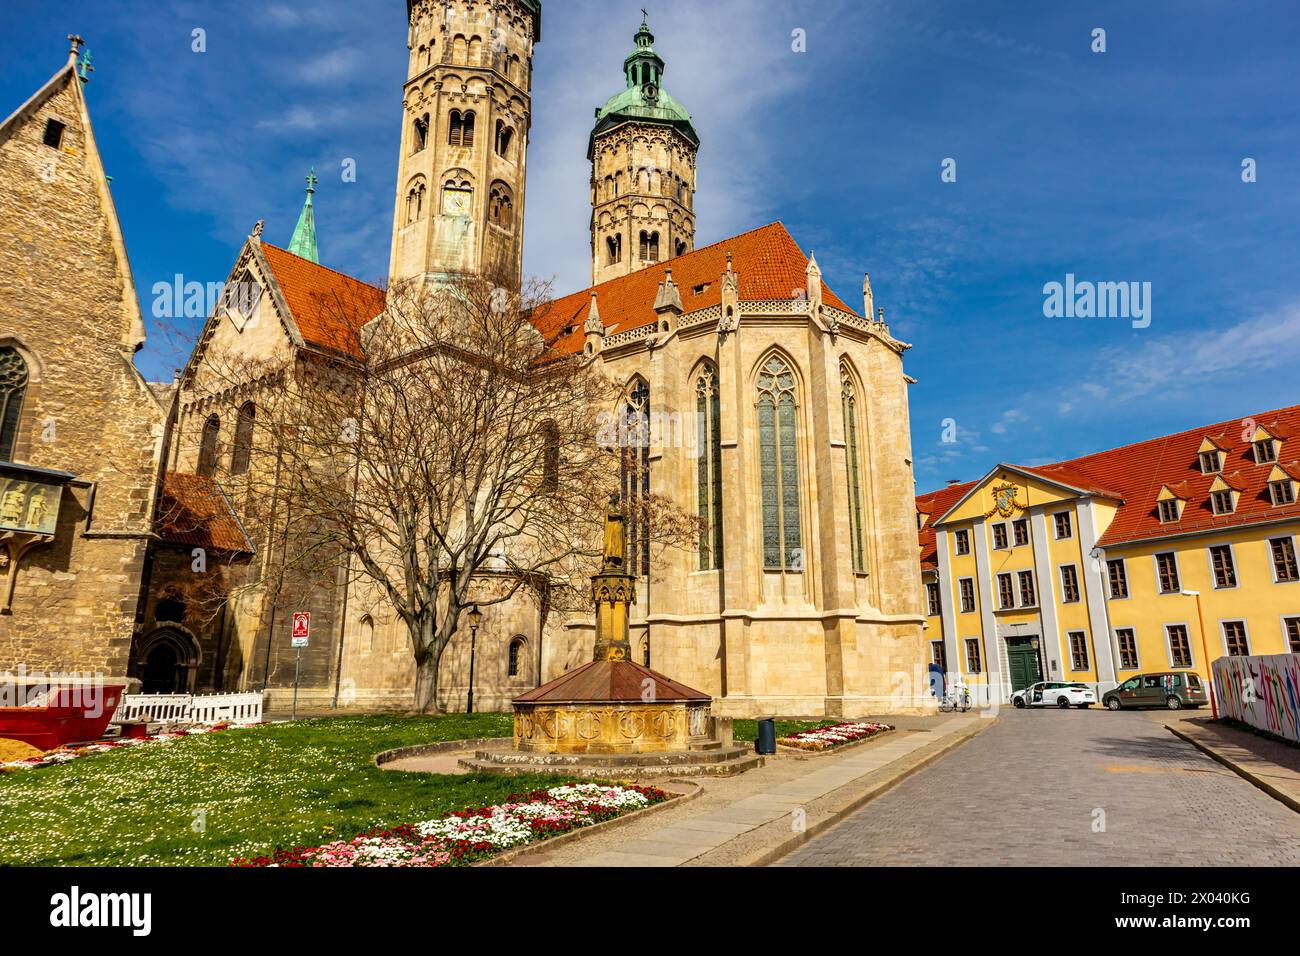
[1212,653,1300,744]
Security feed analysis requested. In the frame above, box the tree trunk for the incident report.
[413,652,440,714]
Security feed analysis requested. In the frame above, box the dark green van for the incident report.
[1102,672,1208,710]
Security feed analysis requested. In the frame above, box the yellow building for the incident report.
[918,405,1300,704]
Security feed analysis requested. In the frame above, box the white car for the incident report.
[1011,681,1096,709]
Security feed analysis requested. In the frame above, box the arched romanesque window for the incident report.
[0,347,29,461]
[489,183,514,232]
[606,234,622,264]
[696,365,724,570]
[494,120,514,159]
[508,636,526,677]
[406,180,427,223]
[639,230,659,263]
[468,35,483,64]
[841,365,867,572]
[198,414,220,478]
[757,354,802,570]
[621,379,650,577]
[675,239,687,258]
[413,113,429,152]
[230,401,255,476]
[449,109,476,147]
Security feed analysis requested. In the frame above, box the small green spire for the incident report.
[288,167,319,263]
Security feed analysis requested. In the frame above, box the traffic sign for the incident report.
[292,611,310,641]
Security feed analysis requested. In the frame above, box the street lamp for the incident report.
[465,604,483,714]
[1181,589,1218,719]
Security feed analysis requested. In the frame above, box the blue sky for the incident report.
[3,0,1299,493]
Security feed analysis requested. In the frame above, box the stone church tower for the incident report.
[589,16,699,285]
[390,0,541,288]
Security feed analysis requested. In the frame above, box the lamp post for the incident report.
[1181,589,1218,719]
[465,605,483,714]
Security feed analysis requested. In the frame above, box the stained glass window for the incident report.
[758,355,801,569]
[621,379,650,577]
[696,365,723,570]
[841,366,866,572]
[0,348,28,462]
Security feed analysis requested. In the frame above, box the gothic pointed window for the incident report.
[621,379,650,577]
[198,414,220,478]
[758,355,802,570]
[696,365,724,570]
[231,402,255,476]
[0,347,28,461]
[841,365,867,572]
[508,636,525,677]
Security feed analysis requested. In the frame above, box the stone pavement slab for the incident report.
[1164,714,1300,812]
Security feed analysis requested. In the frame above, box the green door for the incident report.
[1006,638,1043,694]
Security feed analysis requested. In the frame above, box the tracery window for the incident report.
[758,355,802,570]
[695,365,723,570]
[841,365,866,572]
[0,348,28,461]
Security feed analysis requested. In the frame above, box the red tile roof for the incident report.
[530,221,855,356]
[155,472,254,553]
[260,243,386,359]
[916,480,976,569]
[915,405,1300,557]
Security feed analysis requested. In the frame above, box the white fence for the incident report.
[113,692,263,726]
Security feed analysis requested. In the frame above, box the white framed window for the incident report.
[1199,450,1221,474]
[1207,543,1237,589]
[997,572,1014,609]
[1115,627,1139,669]
[1059,563,1081,603]
[1017,569,1036,607]
[1012,518,1029,547]
[1254,438,1277,464]
[964,638,982,674]
[1107,558,1129,599]
[1165,623,1193,668]
[1270,536,1299,583]
[992,522,1009,550]
[1157,499,1180,523]
[930,640,947,668]
[1211,489,1235,515]
[925,581,941,617]
[954,529,970,556]
[1053,511,1072,539]
[958,577,976,614]
[1068,631,1089,671]
[1285,616,1300,653]
[1221,619,1250,656]
[1271,479,1296,506]
[1154,551,1180,594]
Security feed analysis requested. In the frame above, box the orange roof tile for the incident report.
[530,221,855,356]
[155,472,254,554]
[261,243,386,359]
[916,405,1300,555]
[916,481,976,569]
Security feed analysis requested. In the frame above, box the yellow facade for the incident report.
[920,463,1300,703]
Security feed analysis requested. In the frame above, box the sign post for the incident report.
[290,612,310,720]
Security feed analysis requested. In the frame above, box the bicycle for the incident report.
[938,685,972,713]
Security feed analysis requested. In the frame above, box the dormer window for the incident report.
[1254,438,1278,464]
[1158,499,1181,523]
[1199,450,1221,474]
[1271,477,1296,506]
[1211,489,1235,515]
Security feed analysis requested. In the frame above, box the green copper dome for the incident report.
[591,16,698,153]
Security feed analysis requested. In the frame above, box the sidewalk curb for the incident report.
[1166,724,1300,815]
[735,717,996,867]
[482,780,703,866]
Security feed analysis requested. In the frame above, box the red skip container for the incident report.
[0,683,125,751]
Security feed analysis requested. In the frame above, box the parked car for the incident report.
[1011,681,1096,709]
[1102,672,1207,711]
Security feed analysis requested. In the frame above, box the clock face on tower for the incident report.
[643,83,658,101]
[443,186,471,217]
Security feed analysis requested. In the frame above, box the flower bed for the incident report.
[0,724,234,772]
[777,721,893,752]
[231,782,669,867]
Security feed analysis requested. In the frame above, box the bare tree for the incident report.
[196,274,701,712]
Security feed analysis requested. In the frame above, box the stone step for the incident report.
[473,744,752,767]
[689,739,723,751]
[457,752,765,779]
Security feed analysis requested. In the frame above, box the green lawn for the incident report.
[731,718,838,742]
[0,714,583,867]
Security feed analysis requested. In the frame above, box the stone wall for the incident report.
[0,64,166,681]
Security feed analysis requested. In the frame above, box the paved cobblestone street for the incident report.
[777,710,1300,866]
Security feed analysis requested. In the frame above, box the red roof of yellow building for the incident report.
[916,404,1300,559]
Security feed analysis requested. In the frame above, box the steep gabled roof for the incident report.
[916,480,976,570]
[530,221,855,356]
[155,472,254,554]
[259,243,386,359]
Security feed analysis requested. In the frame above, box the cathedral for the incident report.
[0,2,931,717]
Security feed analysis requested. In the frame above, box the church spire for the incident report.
[288,167,319,263]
